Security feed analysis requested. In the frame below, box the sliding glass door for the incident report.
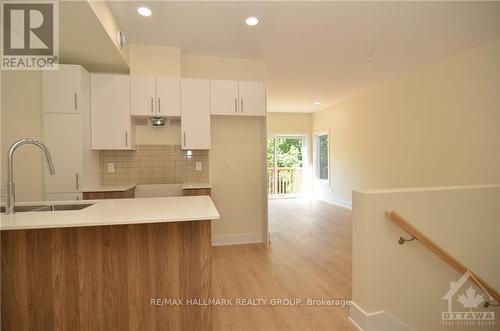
[267,136,305,197]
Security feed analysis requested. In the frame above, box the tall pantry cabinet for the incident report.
[41,64,99,201]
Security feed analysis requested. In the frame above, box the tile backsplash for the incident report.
[100,145,209,186]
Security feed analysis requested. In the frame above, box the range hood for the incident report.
[150,116,167,126]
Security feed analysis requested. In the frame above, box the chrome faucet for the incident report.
[6,138,55,214]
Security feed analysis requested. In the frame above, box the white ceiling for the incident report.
[109,1,500,113]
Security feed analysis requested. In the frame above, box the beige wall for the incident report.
[210,117,266,238]
[267,112,312,134]
[129,44,181,76]
[182,55,266,81]
[1,71,43,202]
[313,38,500,204]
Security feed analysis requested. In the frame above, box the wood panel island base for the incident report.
[1,220,211,331]
[0,196,220,331]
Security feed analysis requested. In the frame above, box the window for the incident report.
[315,132,329,182]
[267,136,305,195]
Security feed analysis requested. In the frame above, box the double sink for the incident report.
[1,203,93,213]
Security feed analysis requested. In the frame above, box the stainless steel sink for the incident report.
[1,203,94,213]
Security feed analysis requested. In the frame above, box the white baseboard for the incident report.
[348,317,363,331]
[349,301,414,331]
[212,232,263,246]
[316,194,352,210]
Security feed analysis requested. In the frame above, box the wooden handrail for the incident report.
[385,210,500,304]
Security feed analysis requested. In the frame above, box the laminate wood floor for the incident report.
[212,198,354,331]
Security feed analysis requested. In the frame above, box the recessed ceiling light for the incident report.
[137,7,152,17]
[314,102,321,105]
[246,17,259,26]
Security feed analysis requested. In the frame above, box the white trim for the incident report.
[262,118,269,248]
[348,317,363,331]
[316,194,352,210]
[268,195,301,200]
[356,183,500,194]
[313,129,330,185]
[212,232,263,246]
[349,301,414,331]
[267,131,309,136]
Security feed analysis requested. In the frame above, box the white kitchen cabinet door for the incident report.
[238,81,266,116]
[42,64,81,113]
[43,113,82,193]
[210,80,239,116]
[91,74,134,150]
[156,77,181,117]
[130,75,156,116]
[181,79,210,150]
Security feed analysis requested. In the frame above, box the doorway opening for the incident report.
[267,135,306,198]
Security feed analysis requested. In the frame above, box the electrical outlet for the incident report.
[107,162,115,173]
[195,162,202,171]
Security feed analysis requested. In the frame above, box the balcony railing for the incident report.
[267,167,303,195]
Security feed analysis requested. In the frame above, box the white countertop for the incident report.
[182,183,212,189]
[81,185,136,192]
[1,196,219,231]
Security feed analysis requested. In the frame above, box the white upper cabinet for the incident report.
[130,75,156,116]
[211,80,239,116]
[156,77,181,117]
[91,74,135,150]
[210,80,266,116]
[181,79,210,150]
[42,64,82,113]
[130,75,181,117]
[238,81,266,116]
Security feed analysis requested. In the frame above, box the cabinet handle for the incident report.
[125,131,128,147]
[151,97,154,113]
[183,132,186,147]
[75,173,79,190]
[234,98,237,113]
[158,97,161,114]
[74,92,78,110]
[241,98,244,113]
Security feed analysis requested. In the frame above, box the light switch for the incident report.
[107,162,115,173]
[195,162,202,171]
[225,162,230,170]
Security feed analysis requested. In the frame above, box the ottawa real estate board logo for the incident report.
[442,271,496,327]
[1,1,58,70]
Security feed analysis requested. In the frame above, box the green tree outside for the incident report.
[267,137,303,168]
[267,137,304,194]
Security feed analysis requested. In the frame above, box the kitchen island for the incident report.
[1,196,219,331]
